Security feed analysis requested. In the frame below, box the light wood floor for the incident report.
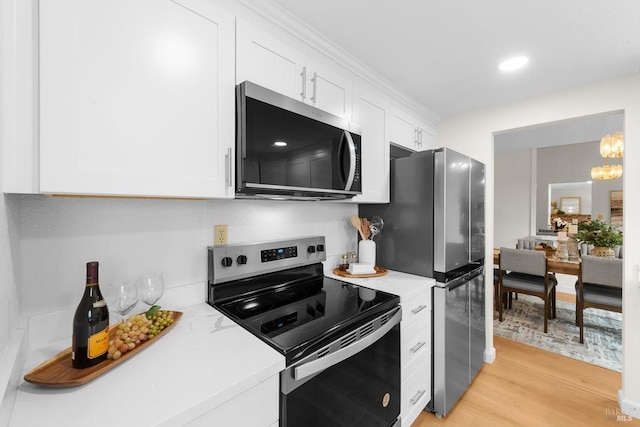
[412,292,637,426]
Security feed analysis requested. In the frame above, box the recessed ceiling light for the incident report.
[498,56,529,72]
[273,141,288,147]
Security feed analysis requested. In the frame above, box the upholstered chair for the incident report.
[498,247,558,333]
[576,255,623,343]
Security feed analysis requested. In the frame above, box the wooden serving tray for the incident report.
[24,311,182,387]
[333,266,388,278]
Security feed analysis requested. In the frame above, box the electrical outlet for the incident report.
[214,224,228,246]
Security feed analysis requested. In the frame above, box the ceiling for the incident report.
[270,0,640,120]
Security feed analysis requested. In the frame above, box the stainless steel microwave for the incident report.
[236,81,362,200]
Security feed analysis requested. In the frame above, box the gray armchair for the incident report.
[576,255,623,343]
[498,247,558,333]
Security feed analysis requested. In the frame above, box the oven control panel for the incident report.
[261,246,298,262]
[208,236,326,284]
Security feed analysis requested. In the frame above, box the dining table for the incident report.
[493,247,580,276]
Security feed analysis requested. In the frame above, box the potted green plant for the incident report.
[575,219,623,258]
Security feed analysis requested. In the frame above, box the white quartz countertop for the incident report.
[8,303,285,427]
[325,268,435,301]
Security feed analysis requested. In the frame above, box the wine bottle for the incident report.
[72,261,110,368]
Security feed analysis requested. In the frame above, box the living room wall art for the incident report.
[610,190,623,227]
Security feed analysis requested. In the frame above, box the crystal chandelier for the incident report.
[591,162,623,180]
[599,131,624,158]
[591,132,623,180]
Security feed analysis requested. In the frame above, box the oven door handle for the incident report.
[293,307,401,381]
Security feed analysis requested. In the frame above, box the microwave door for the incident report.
[339,130,357,191]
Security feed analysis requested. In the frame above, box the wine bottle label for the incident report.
[92,299,107,308]
[87,326,109,359]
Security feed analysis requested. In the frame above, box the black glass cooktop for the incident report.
[211,264,399,364]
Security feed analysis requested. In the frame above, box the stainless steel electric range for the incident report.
[207,236,401,427]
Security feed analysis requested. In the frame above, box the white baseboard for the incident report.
[484,346,496,364]
[619,390,640,419]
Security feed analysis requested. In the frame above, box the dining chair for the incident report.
[498,247,557,333]
[575,255,622,343]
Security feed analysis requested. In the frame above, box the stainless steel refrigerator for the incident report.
[359,147,485,417]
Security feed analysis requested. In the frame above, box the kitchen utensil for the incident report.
[358,239,376,265]
[362,218,371,240]
[369,216,384,240]
[350,215,366,240]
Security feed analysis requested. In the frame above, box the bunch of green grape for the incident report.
[147,309,175,339]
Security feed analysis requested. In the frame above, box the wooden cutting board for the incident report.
[24,311,182,387]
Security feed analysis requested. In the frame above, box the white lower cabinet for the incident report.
[184,375,279,427]
[399,287,431,426]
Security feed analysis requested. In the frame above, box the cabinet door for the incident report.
[417,124,437,150]
[236,19,304,100]
[351,83,389,203]
[236,19,351,119]
[39,0,235,198]
[305,60,352,118]
[390,106,419,152]
[184,375,279,427]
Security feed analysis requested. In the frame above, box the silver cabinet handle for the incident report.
[410,341,426,353]
[310,72,317,103]
[225,147,232,187]
[414,128,419,145]
[300,66,307,100]
[410,389,426,405]
[411,305,427,314]
[418,128,423,146]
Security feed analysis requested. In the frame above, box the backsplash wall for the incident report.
[17,195,357,317]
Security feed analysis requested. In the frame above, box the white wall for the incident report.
[17,195,357,317]
[494,149,533,248]
[0,0,22,377]
[438,73,640,416]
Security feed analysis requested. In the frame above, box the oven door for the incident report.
[280,307,401,427]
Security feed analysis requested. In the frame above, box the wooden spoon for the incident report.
[362,218,371,240]
[350,215,366,240]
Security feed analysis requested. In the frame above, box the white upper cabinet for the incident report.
[38,0,235,198]
[351,82,389,203]
[236,19,352,119]
[390,103,437,152]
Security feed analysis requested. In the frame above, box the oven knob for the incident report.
[221,257,233,267]
[237,255,248,265]
[316,244,325,252]
[307,245,316,253]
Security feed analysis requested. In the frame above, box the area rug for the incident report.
[494,294,622,372]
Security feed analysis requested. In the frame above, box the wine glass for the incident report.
[106,279,138,325]
[137,272,165,307]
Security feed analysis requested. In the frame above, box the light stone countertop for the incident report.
[5,269,433,426]
[7,303,285,427]
[325,268,436,302]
